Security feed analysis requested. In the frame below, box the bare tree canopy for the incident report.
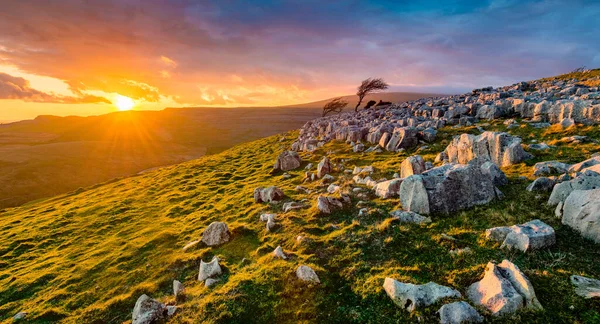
[355,77,389,112]
[322,97,348,117]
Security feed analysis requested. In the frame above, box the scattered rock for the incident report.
[561,188,600,243]
[317,156,332,178]
[273,150,302,172]
[570,275,600,299]
[173,280,184,299]
[327,184,340,194]
[167,305,178,317]
[389,210,432,224]
[533,161,571,176]
[437,301,483,324]
[317,195,345,214]
[182,240,200,251]
[132,294,167,324]
[373,179,403,199]
[569,156,600,173]
[296,265,320,283]
[383,278,461,312]
[548,170,600,206]
[254,186,285,203]
[273,245,287,259]
[283,201,307,212]
[486,219,555,252]
[528,142,551,150]
[400,155,426,178]
[201,222,231,246]
[198,256,222,282]
[13,312,27,321]
[204,278,220,288]
[526,177,555,192]
[444,131,529,167]
[480,161,508,186]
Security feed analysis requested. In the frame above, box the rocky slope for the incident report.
[1,69,600,323]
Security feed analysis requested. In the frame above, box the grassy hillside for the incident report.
[1,119,599,323]
[282,92,443,109]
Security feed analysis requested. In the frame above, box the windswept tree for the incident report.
[322,97,348,117]
[354,77,389,112]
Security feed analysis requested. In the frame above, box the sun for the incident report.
[114,95,135,111]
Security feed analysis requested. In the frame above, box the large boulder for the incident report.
[400,164,499,215]
[383,278,461,312]
[437,301,484,324]
[570,275,600,299]
[201,222,231,246]
[198,256,222,281]
[132,294,167,324]
[533,161,571,176]
[561,188,600,243]
[373,179,403,199]
[317,156,332,178]
[254,186,285,203]
[548,170,600,206]
[273,150,302,172]
[467,260,541,316]
[445,132,529,167]
[400,155,426,178]
[486,219,556,252]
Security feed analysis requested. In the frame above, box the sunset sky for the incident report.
[1,0,599,121]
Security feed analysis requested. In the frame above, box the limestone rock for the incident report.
[373,179,403,199]
[274,150,301,172]
[400,155,426,178]
[526,177,555,192]
[205,278,220,288]
[296,265,320,283]
[383,278,461,312]
[132,294,167,324]
[317,156,332,178]
[437,301,483,324]
[283,201,307,212]
[317,195,344,214]
[254,186,285,203]
[548,170,600,206]
[13,312,27,321]
[201,222,231,246]
[389,210,432,224]
[569,156,600,173]
[533,161,571,176]
[273,245,287,259]
[486,219,555,252]
[570,275,600,299]
[173,280,184,299]
[198,256,222,281]
[561,188,600,243]
[399,175,429,214]
[497,259,543,310]
[480,161,508,186]
[444,132,529,167]
[167,305,178,317]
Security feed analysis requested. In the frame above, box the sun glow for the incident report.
[114,95,135,111]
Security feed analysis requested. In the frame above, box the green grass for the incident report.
[0,122,599,323]
[541,68,600,87]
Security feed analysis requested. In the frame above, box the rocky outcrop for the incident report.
[561,188,600,243]
[132,294,168,324]
[273,150,301,172]
[467,260,542,316]
[254,186,285,203]
[481,161,508,186]
[570,275,600,299]
[201,222,231,246]
[399,164,500,215]
[486,219,556,252]
[437,301,484,324]
[383,278,461,312]
[444,132,529,167]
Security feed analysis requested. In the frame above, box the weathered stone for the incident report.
[373,179,403,199]
[437,301,484,324]
[486,219,555,252]
[399,175,430,214]
[526,177,555,192]
[548,170,600,206]
[273,150,301,172]
[561,188,600,243]
[533,161,571,176]
[205,278,220,288]
[198,256,222,281]
[480,161,508,186]
[400,155,426,178]
[173,280,184,299]
[317,156,332,178]
[296,265,320,283]
[273,245,287,259]
[389,210,432,224]
[254,186,285,203]
[497,260,543,310]
[283,201,307,212]
[13,312,27,321]
[167,305,178,317]
[569,156,600,173]
[317,195,344,214]
[132,294,167,324]
[570,275,600,299]
[201,222,231,246]
[383,278,461,312]
[445,132,528,167]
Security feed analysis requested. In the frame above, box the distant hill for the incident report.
[283,92,444,109]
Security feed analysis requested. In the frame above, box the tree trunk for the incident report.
[354,96,363,112]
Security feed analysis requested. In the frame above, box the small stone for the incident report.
[173,280,184,298]
[273,245,287,259]
[205,278,220,288]
[132,294,167,324]
[167,305,178,317]
[570,275,600,299]
[437,301,483,324]
[383,278,461,312]
[198,256,222,282]
[389,210,432,224]
[13,312,27,321]
[296,265,320,283]
[182,240,199,251]
[201,222,231,246]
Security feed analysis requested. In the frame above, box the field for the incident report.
[1,118,599,323]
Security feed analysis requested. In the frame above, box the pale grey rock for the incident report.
[273,245,287,259]
[570,275,600,299]
[533,161,571,176]
[486,219,555,252]
[373,179,403,199]
[445,132,528,167]
[321,174,335,184]
[198,256,222,281]
[296,265,320,283]
[283,201,307,212]
[526,177,555,192]
[316,195,344,214]
[383,278,461,312]
[205,278,220,288]
[260,213,277,223]
[201,222,231,246]
[327,184,340,194]
[132,294,167,324]
[13,312,27,321]
[481,161,508,186]
[467,262,524,316]
[167,305,178,317]
[400,155,426,178]
[274,150,301,172]
[254,186,285,203]
[399,175,430,215]
[437,301,483,324]
[317,156,332,178]
[548,170,600,206]
[569,156,600,173]
[173,280,184,298]
[562,188,600,243]
[389,210,432,224]
[182,240,199,251]
[497,259,543,310]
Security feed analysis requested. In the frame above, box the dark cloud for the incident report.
[0,73,110,104]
